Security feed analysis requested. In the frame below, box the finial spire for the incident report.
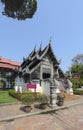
[34,44,36,51]
[40,42,42,50]
[49,36,52,44]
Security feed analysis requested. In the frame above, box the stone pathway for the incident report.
[0,95,83,130]
[0,104,83,130]
[0,103,25,119]
[0,95,82,120]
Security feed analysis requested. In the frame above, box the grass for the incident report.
[0,90,19,104]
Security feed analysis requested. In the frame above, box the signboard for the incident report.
[27,83,37,97]
[27,84,36,89]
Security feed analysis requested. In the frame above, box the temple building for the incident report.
[15,42,71,94]
[0,56,21,89]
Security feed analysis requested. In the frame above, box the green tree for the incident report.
[70,54,83,73]
[70,64,83,74]
[1,0,37,20]
[71,78,80,89]
[69,54,83,89]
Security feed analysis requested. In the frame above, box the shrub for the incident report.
[35,94,49,104]
[8,89,22,100]
[73,89,83,95]
[8,89,17,98]
[8,89,34,101]
[21,93,35,106]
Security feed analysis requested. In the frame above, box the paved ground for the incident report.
[0,95,83,130]
[0,104,83,130]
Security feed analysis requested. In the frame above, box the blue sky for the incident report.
[0,0,83,72]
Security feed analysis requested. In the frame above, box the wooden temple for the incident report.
[15,42,73,95]
[18,43,65,83]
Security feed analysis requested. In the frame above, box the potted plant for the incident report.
[21,94,34,112]
[57,93,65,106]
[36,94,49,109]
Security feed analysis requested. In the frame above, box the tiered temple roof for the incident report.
[20,43,65,77]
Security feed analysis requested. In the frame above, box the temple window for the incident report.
[42,73,50,79]
[42,68,51,79]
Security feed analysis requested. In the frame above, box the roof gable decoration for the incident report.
[41,43,60,66]
[22,41,60,65]
[31,47,41,61]
[28,49,36,60]
[20,42,64,75]
[31,43,60,64]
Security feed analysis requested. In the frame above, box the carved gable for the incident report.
[19,43,65,82]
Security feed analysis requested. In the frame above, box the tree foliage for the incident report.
[70,64,83,74]
[70,54,83,89]
[72,54,83,64]
[1,0,37,20]
[70,54,83,74]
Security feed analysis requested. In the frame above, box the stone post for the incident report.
[49,79,57,108]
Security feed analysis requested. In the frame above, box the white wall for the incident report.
[41,80,50,95]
